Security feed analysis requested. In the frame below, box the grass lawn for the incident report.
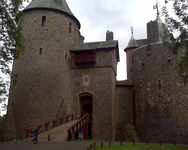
[95,143,188,150]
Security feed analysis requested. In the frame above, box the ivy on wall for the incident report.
[176,41,188,85]
[177,41,188,72]
[177,56,188,73]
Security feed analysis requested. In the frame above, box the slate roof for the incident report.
[71,40,120,61]
[71,40,118,51]
[127,37,137,48]
[124,36,138,51]
[136,39,148,47]
[24,0,80,28]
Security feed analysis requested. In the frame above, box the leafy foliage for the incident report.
[0,77,7,115]
[177,56,188,71]
[176,41,188,84]
[162,0,188,42]
[162,0,188,74]
[177,54,188,73]
[0,0,27,114]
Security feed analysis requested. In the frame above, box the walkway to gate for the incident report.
[25,113,90,142]
[38,119,78,142]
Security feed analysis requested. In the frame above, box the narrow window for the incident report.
[39,48,42,55]
[141,62,145,70]
[69,22,72,33]
[158,80,162,90]
[41,16,46,27]
[167,55,171,63]
[183,75,188,86]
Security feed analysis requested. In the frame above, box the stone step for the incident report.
[0,141,90,150]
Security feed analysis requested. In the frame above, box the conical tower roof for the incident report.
[127,36,137,49]
[125,27,138,51]
[24,0,80,28]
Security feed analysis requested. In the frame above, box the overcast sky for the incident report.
[63,0,165,80]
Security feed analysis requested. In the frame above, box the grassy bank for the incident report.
[95,143,188,150]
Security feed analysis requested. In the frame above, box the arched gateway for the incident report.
[79,93,93,139]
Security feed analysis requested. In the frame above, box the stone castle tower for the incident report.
[124,16,188,143]
[6,0,81,139]
[5,0,120,140]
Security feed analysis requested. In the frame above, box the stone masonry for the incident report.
[4,0,188,144]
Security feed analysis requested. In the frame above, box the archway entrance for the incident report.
[79,93,93,139]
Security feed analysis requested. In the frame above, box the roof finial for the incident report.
[131,26,134,38]
[153,0,160,19]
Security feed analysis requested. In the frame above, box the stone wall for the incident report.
[126,49,137,81]
[132,43,188,144]
[70,49,117,140]
[115,81,133,140]
[5,9,81,139]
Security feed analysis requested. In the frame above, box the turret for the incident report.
[5,0,81,139]
[124,27,138,80]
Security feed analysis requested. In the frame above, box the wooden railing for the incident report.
[67,113,90,141]
[24,113,81,138]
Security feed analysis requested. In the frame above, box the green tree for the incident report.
[0,0,27,114]
[163,0,188,43]
[0,78,7,115]
[162,0,188,81]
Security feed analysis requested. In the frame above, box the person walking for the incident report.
[32,128,39,144]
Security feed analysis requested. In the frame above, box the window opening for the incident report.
[41,16,46,27]
[167,56,171,63]
[39,48,43,55]
[69,22,72,33]
[158,80,162,90]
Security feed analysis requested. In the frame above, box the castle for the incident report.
[4,0,188,143]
